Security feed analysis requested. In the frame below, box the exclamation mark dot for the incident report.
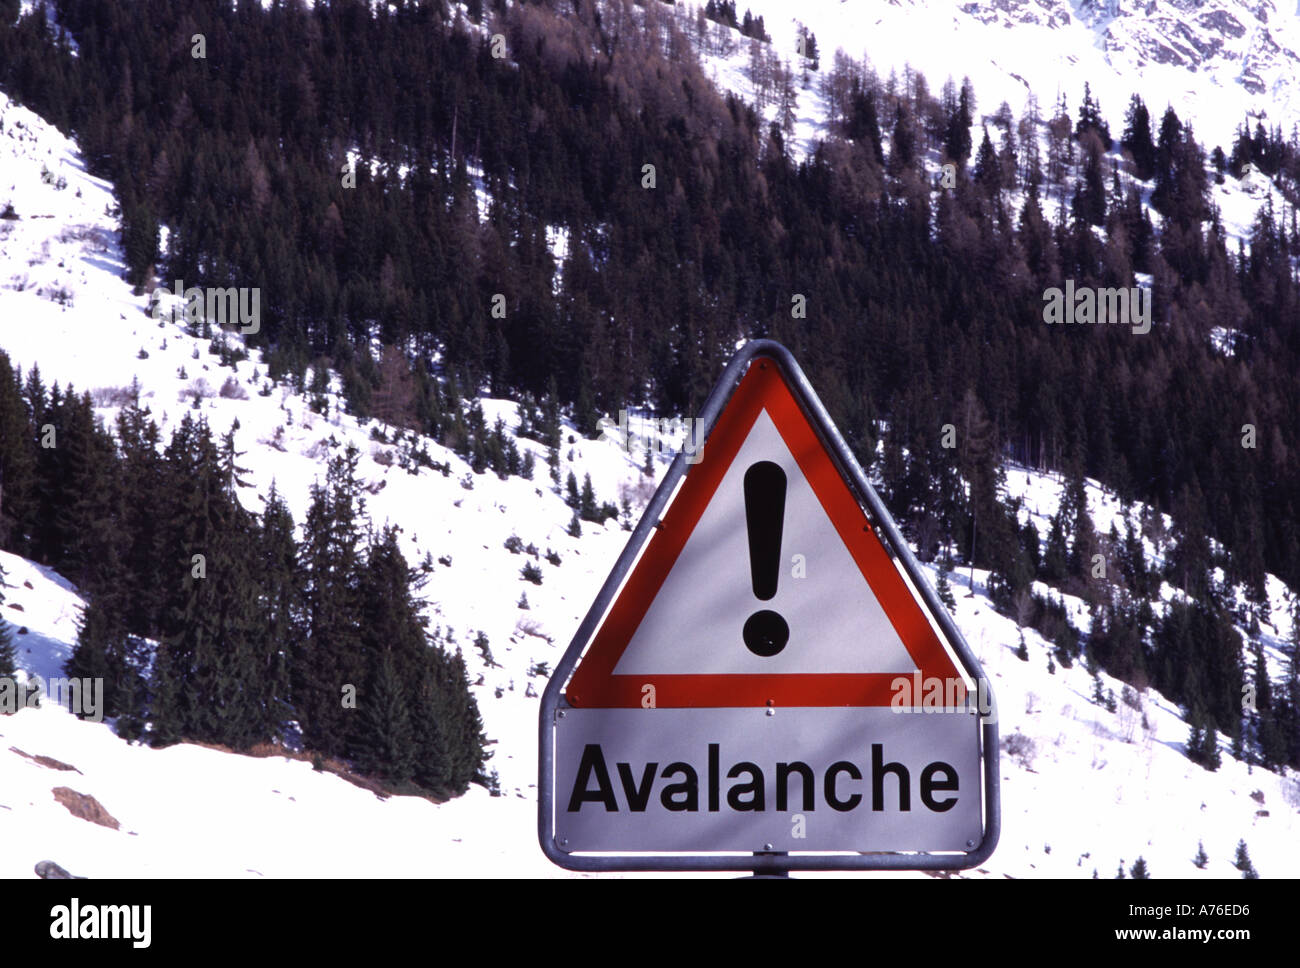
[742,460,789,657]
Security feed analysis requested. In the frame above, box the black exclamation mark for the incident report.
[742,461,789,657]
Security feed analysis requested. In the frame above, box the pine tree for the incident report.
[425,646,487,797]
[888,105,915,175]
[1074,82,1111,149]
[1073,134,1107,228]
[194,430,265,749]
[0,351,38,554]
[1063,464,1096,584]
[1151,106,1182,215]
[1233,839,1258,878]
[352,650,415,784]
[66,591,130,720]
[1121,94,1156,181]
[973,126,1000,196]
[294,444,368,758]
[548,442,561,488]
[579,473,598,522]
[936,560,957,613]
[943,84,973,167]
[115,404,167,637]
[1187,712,1222,772]
[1130,856,1150,879]
[0,560,19,686]
[410,655,452,795]
[1193,841,1208,869]
[253,483,298,740]
[148,422,265,749]
[34,389,121,592]
[1043,511,1069,583]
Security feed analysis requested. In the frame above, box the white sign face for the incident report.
[541,347,996,870]
[612,410,919,677]
[555,708,983,853]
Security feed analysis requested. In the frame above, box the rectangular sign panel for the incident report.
[552,707,984,854]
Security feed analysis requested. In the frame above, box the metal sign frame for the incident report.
[538,339,1000,873]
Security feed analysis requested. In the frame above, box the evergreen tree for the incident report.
[1193,841,1208,869]
[936,559,957,613]
[889,105,915,175]
[1121,94,1156,181]
[1074,83,1111,149]
[1151,106,1182,215]
[65,589,137,724]
[33,388,121,592]
[0,352,38,554]
[430,646,487,796]
[973,127,1000,196]
[1073,134,1107,228]
[115,404,167,637]
[295,445,368,758]
[943,84,973,167]
[1129,856,1150,879]
[0,560,18,685]
[253,483,298,740]
[352,650,415,784]
[579,473,598,522]
[846,85,885,164]
[150,423,265,749]
[1233,839,1258,878]
[410,652,453,795]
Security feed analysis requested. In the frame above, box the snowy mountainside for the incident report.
[2,84,1299,878]
[685,1,1292,365]
[736,0,1300,151]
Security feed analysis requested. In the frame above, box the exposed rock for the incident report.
[35,860,85,879]
[51,787,120,830]
[10,746,81,773]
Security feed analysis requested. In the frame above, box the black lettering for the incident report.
[775,761,814,811]
[872,743,910,812]
[824,761,862,811]
[726,761,765,811]
[617,761,659,811]
[920,761,958,812]
[708,743,720,812]
[660,762,699,811]
[567,744,618,812]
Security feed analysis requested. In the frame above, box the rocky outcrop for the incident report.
[51,787,120,830]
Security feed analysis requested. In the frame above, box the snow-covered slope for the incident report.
[2,67,1298,878]
[738,0,1300,152]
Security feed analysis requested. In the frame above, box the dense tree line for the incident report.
[0,351,486,795]
[1,0,1298,768]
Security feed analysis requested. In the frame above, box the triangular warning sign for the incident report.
[567,355,963,708]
